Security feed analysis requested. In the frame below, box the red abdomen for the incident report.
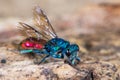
[20,37,46,49]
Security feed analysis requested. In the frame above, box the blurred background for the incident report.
[0,0,120,35]
[0,0,120,37]
[0,0,120,65]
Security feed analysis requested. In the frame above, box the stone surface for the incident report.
[0,61,118,80]
[0,47,119,80]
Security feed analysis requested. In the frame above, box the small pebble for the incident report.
[1,59,6,64]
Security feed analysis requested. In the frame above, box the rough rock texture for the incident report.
[0,60,118,80]
[0,47,119,80]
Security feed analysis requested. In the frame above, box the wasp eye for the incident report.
[66,49,71,57]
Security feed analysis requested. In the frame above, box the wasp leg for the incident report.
[32,49,50,64]
[19,49,47,55]
[76,56,80,62]
[19,49,50,64]
[63,53,73,65]
[69,51,80,65]
[72,57,77,65]
[19,49,33,54]
[32,49,49,55]
[36,55,50,64]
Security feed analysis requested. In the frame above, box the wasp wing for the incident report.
[18,6,57,41]
[33,6,57,39]
[18,22,49,40]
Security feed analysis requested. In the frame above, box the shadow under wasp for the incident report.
[18,6,80,65]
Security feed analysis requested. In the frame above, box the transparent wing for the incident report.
[18,22,49,40]
[18,6,57,40]
[33,6,57,38]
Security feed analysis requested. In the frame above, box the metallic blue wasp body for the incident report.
[18,6,80,65]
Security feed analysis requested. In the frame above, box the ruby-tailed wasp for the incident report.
[18,6,80,65]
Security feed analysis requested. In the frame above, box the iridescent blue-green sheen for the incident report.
[19,37,80,65]
[45,38,70,56]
